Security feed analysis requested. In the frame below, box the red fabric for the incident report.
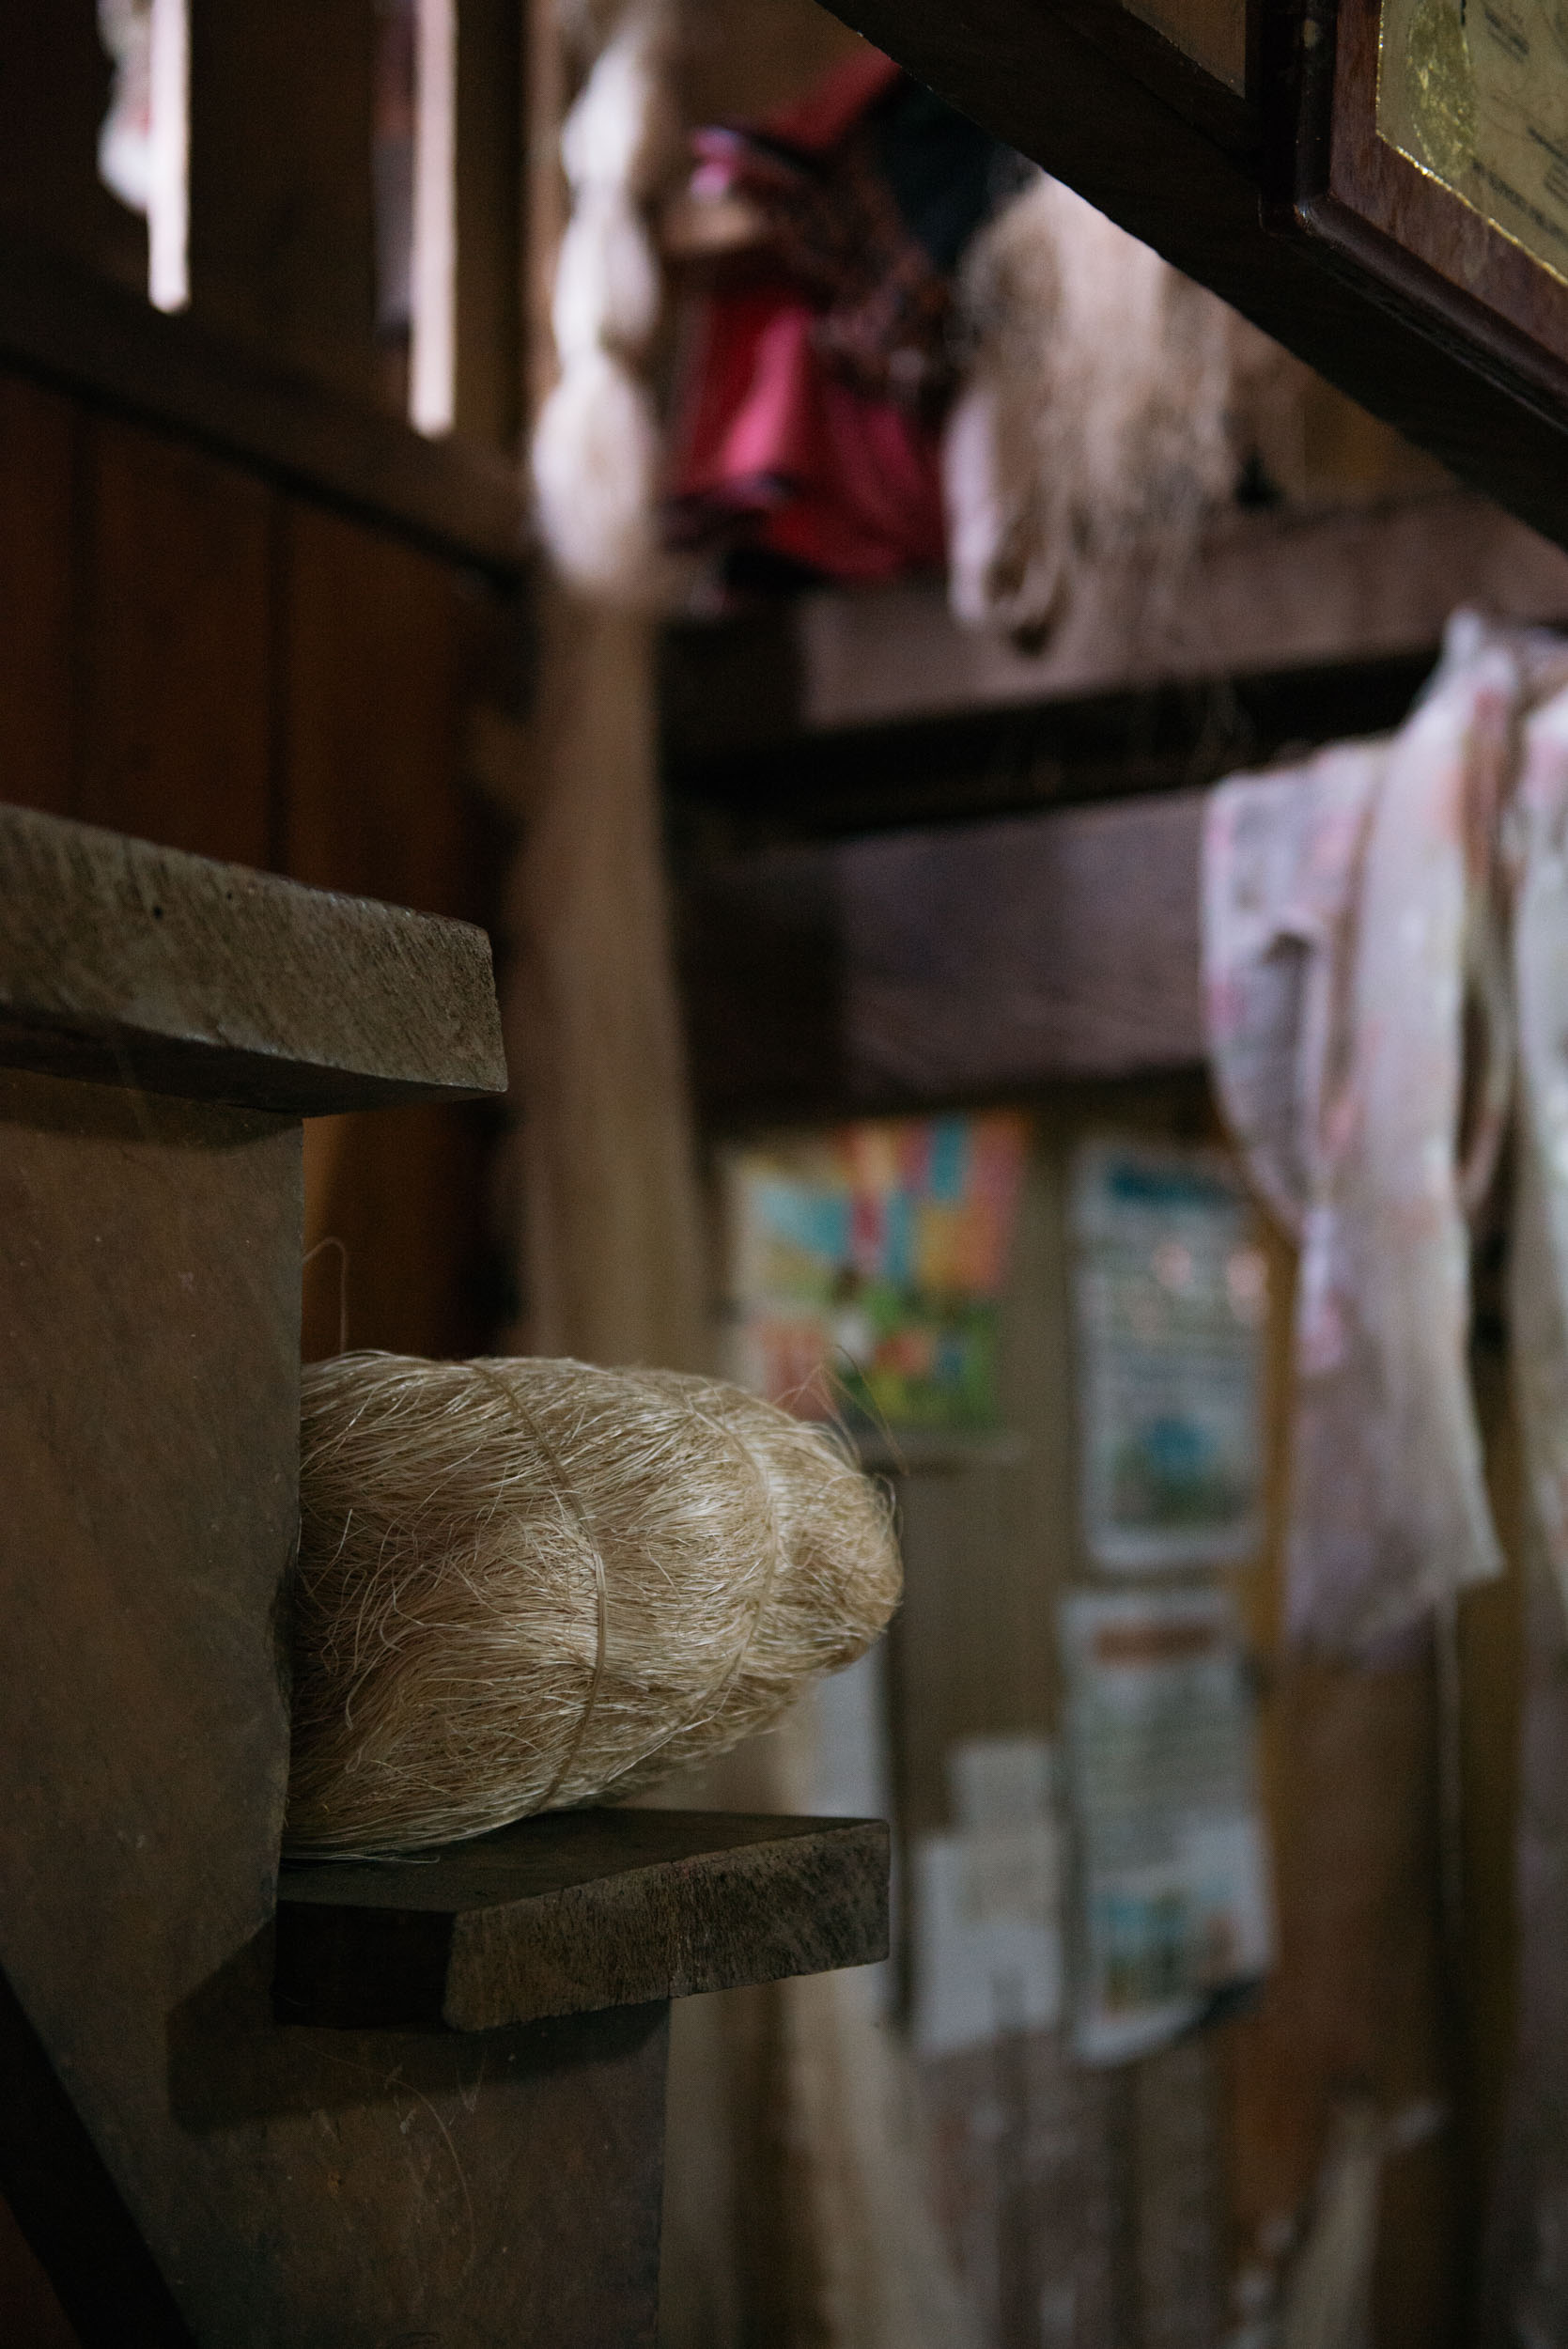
[759,46,901,151]
[670,284,945,583]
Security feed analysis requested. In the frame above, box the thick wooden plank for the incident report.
[821,0,1568,556]
[781,497,1568,738]
[276,1812,892,2031]
[0,373,79,819]
[0,1069,297,2346]
[0,237,525,576]
[79,415,273,866]
[680,791,1206,1121]
[0,802,505,1112]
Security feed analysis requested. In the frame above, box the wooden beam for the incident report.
[679,789,1207,1123]
[663,494,1568,769]
[787,495,1568,737]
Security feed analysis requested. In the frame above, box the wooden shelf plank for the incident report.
[0,803,506,1113]
[275,1809,891,2030]
[0,233,525,578]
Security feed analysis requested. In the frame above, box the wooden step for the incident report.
[275,1808,890,2031]
[0,800,505,1110]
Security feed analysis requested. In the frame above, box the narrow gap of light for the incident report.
[409,0,457,436]
[147,0,189,313]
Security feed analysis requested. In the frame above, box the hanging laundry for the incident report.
[1203,614,1568,1653]
[665,48,1024,591]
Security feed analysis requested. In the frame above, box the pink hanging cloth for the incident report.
[1203,616,1564,1650]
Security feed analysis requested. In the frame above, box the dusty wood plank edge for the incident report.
[0,229,527,580]
[0,804,507,1112]
[273,1817,891,2031]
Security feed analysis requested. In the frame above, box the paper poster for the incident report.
[723,1113,1028,1430]
[1061,1587,1273,2065]
[1071,1138,1267,1572]
[912,1735,1063,2059]
[1378,0,1568,291]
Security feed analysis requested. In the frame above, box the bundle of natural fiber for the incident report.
[284,1352,901,1855]
[531,2,685,606]
[942,172,1306,644]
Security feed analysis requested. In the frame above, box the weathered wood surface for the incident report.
[276,1811,892,2032]
[0,1066,673,2348]
[0,1068,298,2344]
[0,801,506,1112]
[681,790,1206,1121]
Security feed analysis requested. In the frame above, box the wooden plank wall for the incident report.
[0,364,512,1370]
[0,358,516,2349]
[7,4,522,447]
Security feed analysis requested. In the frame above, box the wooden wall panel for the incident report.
[78,416,274,866]
[0,376,79,820]
[0,8,145,296]
[681,793,1207,1123]
[188,3,380,410]
[883,1081,1466,2341]
[284,504,499,1361]
[456,0,524,450]
[282,506,479,918]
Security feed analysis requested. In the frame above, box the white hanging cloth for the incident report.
[1204,614,1568,1651]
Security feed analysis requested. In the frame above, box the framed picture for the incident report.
[1291,0,1568,412]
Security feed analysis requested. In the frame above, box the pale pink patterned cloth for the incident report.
[1204,614,1568,1652]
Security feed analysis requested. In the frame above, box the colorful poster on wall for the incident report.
[1061,1586,1273,2065]
[723,1113,1029,1430]
[1070,1139,1267,1572]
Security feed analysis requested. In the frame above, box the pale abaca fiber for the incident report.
[532,2,684,606]
[943,172,1292,642]
[285,1352,900,1855]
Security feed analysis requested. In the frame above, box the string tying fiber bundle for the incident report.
[285,1352,901,1855]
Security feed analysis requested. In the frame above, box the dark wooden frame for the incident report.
[1287,0,1568,425]
[825,0,1568,550]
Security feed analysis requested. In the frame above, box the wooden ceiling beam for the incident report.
[679,788,1207,1124]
